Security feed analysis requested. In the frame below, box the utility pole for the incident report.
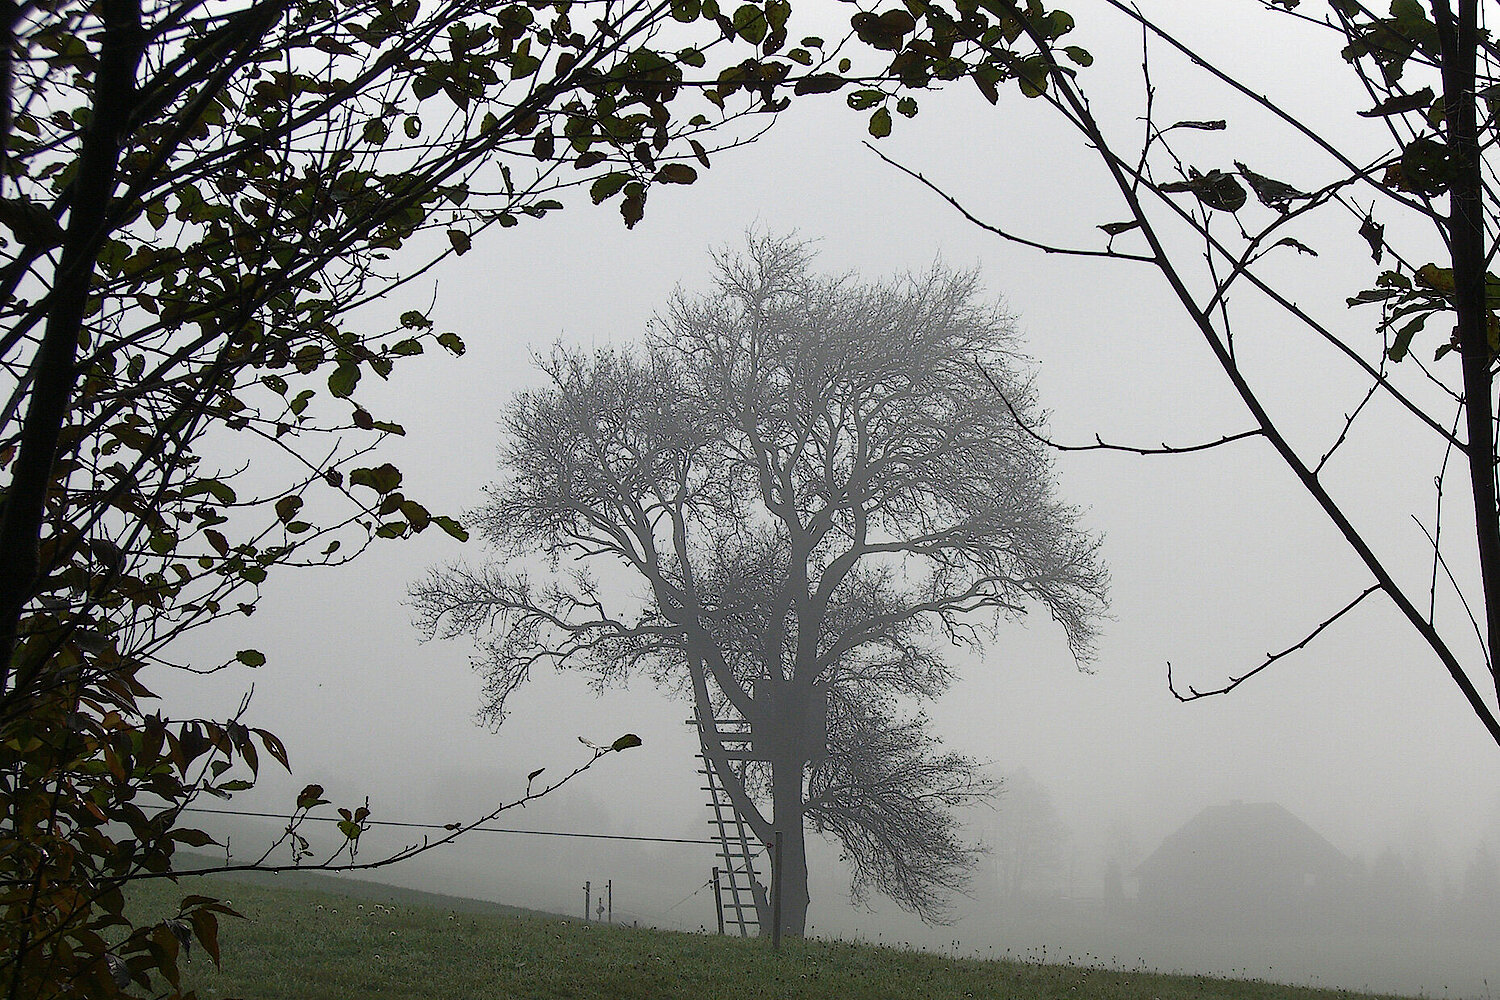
[583,881,590,922]
[607,879,613,923]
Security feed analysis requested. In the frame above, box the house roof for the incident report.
[1136,801,1353,878]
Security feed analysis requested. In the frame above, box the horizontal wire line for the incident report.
[181,805,738,846]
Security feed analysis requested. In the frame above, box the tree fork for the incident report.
[0,0,144,692]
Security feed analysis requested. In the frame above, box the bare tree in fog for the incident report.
[987,769,1070,901]
[412,235,1107,935]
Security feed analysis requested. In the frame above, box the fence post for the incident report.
[712,867,725,935]
[771,831,783,950]
[584,881,590,922]
[607,880,613,923]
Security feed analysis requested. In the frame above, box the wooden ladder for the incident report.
[692,715,764,936]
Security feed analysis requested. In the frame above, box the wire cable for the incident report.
[181,805,732,846]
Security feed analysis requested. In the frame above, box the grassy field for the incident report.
[126,873,1414,1000]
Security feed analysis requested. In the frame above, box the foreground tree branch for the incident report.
[841,0,1500,747]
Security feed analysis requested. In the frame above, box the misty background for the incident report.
[156,3,1500,996]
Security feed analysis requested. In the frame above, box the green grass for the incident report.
[126,875,1413,1000]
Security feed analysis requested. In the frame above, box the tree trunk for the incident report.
[1433,0,1500,702]
[770,750,810,937]
[0,0,142,690]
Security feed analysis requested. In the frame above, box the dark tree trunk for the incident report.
[1433,0,1500,702]
[770,749,810,937]
[0,0,142,690]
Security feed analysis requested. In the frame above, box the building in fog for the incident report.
[1136,800,1357,931]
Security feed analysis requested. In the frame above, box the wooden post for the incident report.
[712,868,725,935]
[607,880,613,923]
[771,831,783,950]
[583,881,590,922]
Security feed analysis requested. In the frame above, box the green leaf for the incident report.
[296,784,326,809]
[1063,45,1093,67]
[1017,54,1050,98]
[447,229,471,255]
[432,515,470,541]
[1387,312,1430,362]
[350,463,403,494]
[275,496,303,523]
[1359,213,1385,262]
[328,362,360,398]
[655,163,697,184]
[362,119,389,144]
[187,910,224,969]
[868,106,892,138]
[851,9,914,51]
[437,332,466,356]
[236,649,266,667]
[1273,237,1318,256]
[732,4,768,44]
[399,499,431,531]
[1098,221,1140,236]
[590,172,631,204]
[1161,169,1246,212]
[183,477,238,503]
[404,115,422,138]
[1415,263,1455,293]
[1234,161,1306,214]
[610,733,643,751]
[172,828,218,847]
[1395,137,1451,196]
[1346,288,1401,306]
[1359,86,1434,118]
[794,73,845,95]
[621,188,646,229]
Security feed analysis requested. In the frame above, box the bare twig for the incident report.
[980,366,1262,456]
[1168,584,1382,701]
[864,143,1157,263]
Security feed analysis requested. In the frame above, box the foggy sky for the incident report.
[162,2,1500,995]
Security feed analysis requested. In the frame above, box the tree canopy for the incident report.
[414,236,1107,931]
[0,0,804,991]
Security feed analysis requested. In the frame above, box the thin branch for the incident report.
[864,142,1156,263]
[1314,371,1383,476]
[980,365,1262,455]
[1413,514,1492,676]
[1168,584,1382,701]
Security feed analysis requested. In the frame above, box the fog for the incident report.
[160,3,1500,996]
